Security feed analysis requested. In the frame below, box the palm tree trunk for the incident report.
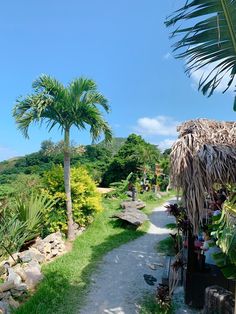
[64,127,75,240]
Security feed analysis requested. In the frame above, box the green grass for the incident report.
[139,294,173,314]
[139,191,175,216]
[156,236,176,256]
[165,223,177,230]
[15,194,174,314]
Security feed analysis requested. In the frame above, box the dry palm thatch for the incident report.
[170,119,236,232]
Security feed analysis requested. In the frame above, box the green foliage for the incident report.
[156,236,176,256]
[211,188,236,279]
[166,0,236,108]
[0,207,29,258]
[42,165,102,234]
[13,75,112,142]
[0,192,54,258]
[10,173,42,198]
[106,172,137,198]
[158,152,171,191]
[165,223,177,230]
[0,184,15,200]
[140,294,173,314]
[15,194,54,241]
[14,194,169,314]
[101,134,161,186]
[92,137,126,156]
[0,138,125,185]
[140,191,160,202]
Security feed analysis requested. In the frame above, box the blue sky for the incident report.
[0,0,234,161]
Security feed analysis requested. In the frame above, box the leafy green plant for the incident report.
[156,236,176,256]
[101,134,161,187]
[166,0,236,110]
[211,189,236,279]
[106,172,136,198]
[0,207,29,258]
[0,192,54,257]
[13,75,112,240]
[140,293,173,314]
[15,194,54,241]
[42,165,102,234]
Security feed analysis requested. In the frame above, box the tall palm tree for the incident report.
[13,75,112,240]
[166,0,236,109]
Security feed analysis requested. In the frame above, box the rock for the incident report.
[112,208,148,226]
[147,263,164,270]
[13,265,27,282]
[10,284,27,298]
[33,238,45,254]
[7,268,22,286]
[58,244,65,252]
[28,248,45,263]
[27,260,40,269]
[74,227,86,237]
[6,253,20,267]
[24,265,43,289]
[19,250,33,263]
[0,301,10,314]
[0,292,11,301]
[43,243,51,255]
[19,248,45,264]
[14,284,27,291]
[50,249,58,257]
[120,200,146,210]
[43,232,62,244]
[7,296,19,309]
[0,282,15,293]
[0,266,6,277]
[203,285,235,314]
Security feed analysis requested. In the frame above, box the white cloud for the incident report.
[135,116,179,137]
[158,139,175,151]
[190,62,236,93]
[0,146,18,161]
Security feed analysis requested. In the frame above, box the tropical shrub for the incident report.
[101,134,160,187]
[0,193,54,258]
[42,165,102,234]
[211,189,236,279]
[14,194,54,241]
[0,206,29,258]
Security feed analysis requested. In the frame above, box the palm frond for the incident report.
[13,75,112,142]
[166,0,236,97]
[69,78,110,112]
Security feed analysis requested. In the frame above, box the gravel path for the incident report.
[79,200,175,314]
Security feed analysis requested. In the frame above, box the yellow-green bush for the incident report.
[42,165,102,234]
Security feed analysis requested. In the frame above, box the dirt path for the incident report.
[79,200,175,314]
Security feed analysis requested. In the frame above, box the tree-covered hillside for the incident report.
[0,135,170,194]
[0,137,127,185]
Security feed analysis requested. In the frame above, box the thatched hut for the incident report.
[170,118,236,232]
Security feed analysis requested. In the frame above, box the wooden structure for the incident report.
[170,119,236,308]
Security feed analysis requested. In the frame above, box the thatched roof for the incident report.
[170,119,236,232]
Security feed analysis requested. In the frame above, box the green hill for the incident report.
[0,138,127,184]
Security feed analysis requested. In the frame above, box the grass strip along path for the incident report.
[15,193,174,314]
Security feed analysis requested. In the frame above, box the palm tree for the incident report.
[13,75,112,240]
[166,0,236,109]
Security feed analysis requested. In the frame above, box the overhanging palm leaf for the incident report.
[166,0,236,107]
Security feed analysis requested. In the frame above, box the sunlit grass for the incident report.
[15,194,173,314]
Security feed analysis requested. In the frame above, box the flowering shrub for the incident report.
[42,165,102,234]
